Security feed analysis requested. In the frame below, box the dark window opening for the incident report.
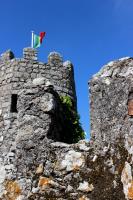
[10,94,18,113]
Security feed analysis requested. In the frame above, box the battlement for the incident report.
[23,47,38,61]
[0,48,76,106]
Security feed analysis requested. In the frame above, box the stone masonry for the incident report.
[1,50,133,199]
[89,57,133,149]
[0,48,77,151]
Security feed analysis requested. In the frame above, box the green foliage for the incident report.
[60,95,85,143]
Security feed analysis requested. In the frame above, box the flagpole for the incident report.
[31,31,34,48]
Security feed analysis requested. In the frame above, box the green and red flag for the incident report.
[32,32,46,48]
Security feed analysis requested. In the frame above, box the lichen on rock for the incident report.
[59,150,85,172]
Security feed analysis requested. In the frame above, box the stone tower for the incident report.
[0,48,77,153]
[89,57,133,148]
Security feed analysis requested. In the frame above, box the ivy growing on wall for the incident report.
[60,95,85,143]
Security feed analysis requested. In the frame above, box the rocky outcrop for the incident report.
[90,57,133,149]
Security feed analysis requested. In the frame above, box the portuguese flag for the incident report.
[33,32,46,48]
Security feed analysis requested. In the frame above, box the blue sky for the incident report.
[1,0,133,139]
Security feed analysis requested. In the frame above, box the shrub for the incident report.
[60,95,85,143]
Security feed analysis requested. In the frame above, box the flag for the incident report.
[40,32,45,43]
[33,32,46,48]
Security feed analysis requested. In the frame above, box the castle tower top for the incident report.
[0,47,77,137]
[1,50,14,61]
[48,52,63,65]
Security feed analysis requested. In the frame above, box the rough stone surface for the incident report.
[89,57,133,149]
[0,49,133,199]
[0,138,131,200]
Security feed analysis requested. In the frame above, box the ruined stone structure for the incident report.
[89,57,133,149]
[1,50,133,200]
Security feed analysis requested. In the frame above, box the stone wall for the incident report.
[1,50,133,199]
[17,81,74,143]
[0,134,132,200]
[89,57,133,149]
